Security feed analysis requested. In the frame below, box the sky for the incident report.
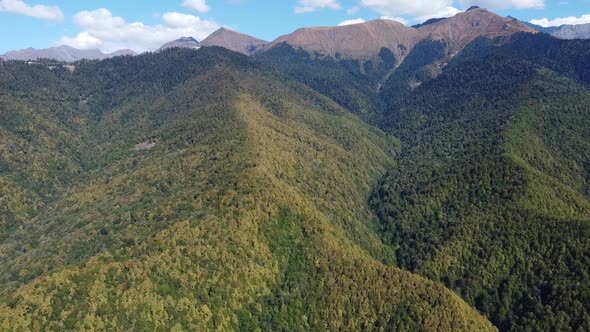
[1,0,590,54]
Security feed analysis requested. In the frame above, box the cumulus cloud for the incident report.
[359,0,544,23]
[360,0,457,17]
[295,0,340,13]
[530,14,590,27]
[0,0,63,21]
[56,9,220,53]
[182,0,209,13]
[380,16,410,25]
[346,6,360,15]
[459,0,544,10]
[338,18,365,26]
[162,12,207,28]
[414,6,461,23]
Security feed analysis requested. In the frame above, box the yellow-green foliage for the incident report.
[504,91,590,220]
[0,57,494,331]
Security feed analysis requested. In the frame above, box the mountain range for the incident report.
[1,6,590,332]
[1,27,269,62]
[514,18,590,39]
[3,8,589,63]
[0,45,137,62]
[158,28,268,56]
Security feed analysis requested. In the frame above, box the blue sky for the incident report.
[1,0,589,53]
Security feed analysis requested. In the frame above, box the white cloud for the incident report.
[414,6,461,22]
[459,0,544,10]
[295,0,340,13]
[346,6,360,15]
[530,14,590,27]
[360,0,543,23]
[360,0,457,17]
[0,0,63,21]
[182,0,209,13]
[162,12,206,28]
[59,32,102,50]
[380,16,409,25]
[338,18,365,26]
[56,9,220,53]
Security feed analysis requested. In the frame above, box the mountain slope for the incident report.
[417,8,537,53]
[255,43,389,125]
[455,32,590,86]
[551,23,590,39]
[264,19,420,61]
[262,8,535,62]
[515,19,560,34]
[200,28,268,55]
[515,18,590,39]
[371,51,590,331]
[256,9,536,127]
[0,48,494,331]
[0,45,136,62]
[2,10,590,331]
[157,37,200,52]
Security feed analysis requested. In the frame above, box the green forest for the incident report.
[0,31,589,331]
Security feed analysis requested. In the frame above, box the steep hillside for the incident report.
[200,28,268,55]
[457,32,590,85]
[551,23,590,39]
[255,8,538,126]
[417,8,536,54]
[255,43,389,125]
[262,8,534,62]
[264,19,420,61]
[0,48,494,331]
[2,10,590,331]
[516,18,590,39]
[371,53,590,331]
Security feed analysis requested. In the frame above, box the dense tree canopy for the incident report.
[0,48,493,331]
[0,31,590,331]
[371,47,590,331]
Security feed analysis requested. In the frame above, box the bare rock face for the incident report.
[0,45,137,62]
[200,28,268,55]
[264,19,420,63]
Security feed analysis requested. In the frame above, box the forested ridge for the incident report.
[259,32,590,331]
[0,30,589,331]
[371,56,590,330]
[0,48,493,331]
